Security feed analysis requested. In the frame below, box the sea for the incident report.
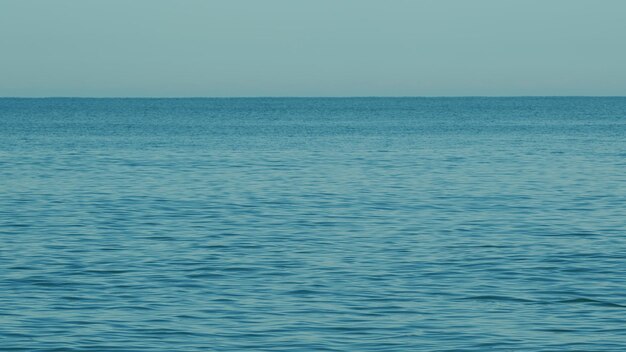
[1,97,625,351]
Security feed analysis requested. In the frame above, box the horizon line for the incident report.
[2,95,626,99]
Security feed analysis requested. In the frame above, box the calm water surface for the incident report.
[1,98,626,351]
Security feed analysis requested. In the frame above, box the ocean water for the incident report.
[1,97,625,351]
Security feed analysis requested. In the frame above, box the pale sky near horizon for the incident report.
[1,0,625,97]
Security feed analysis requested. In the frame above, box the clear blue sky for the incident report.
[1,0,625,97]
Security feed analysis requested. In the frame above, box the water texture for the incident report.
[1,97,625,351]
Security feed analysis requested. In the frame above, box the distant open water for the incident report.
[1,97,626,351]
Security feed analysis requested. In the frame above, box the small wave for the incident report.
[556,297,626,308]
[459,295,536,303]
[286,289,322,296]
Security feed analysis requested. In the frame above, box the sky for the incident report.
[1,0,626,97]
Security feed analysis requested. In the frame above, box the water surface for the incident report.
[1,98,626,351]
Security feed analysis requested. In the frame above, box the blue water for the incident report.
[1,97,626,351]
